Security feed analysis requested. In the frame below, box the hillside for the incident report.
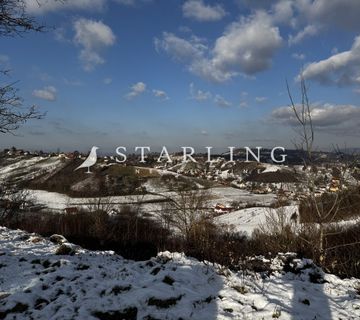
[0,227,359,320]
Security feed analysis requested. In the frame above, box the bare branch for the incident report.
[287,74,314,164]
[0,0,45,36]
[0,81,45,134]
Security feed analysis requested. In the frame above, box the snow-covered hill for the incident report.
[215,206,298,236]
[0,156,63,184]
[0,227,359,319]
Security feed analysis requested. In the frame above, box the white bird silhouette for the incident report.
[74,146,99,173]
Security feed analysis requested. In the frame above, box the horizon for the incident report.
[3,144,358,157]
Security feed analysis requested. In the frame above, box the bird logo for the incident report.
[74,146,99,173]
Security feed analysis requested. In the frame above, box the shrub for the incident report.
[3,197,360,278]
[299,186,360,223]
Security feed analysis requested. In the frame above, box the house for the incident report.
[65,151,80,159]
[329,178,341,192]
[214,203,233,214]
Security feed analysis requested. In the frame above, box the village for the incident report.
[1,147,357,218]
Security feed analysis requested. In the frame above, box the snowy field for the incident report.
[209,187,276,206]
[26,189,168,211]
[24,187,279,235]
[215,206,298,236]
[0,157,63,183]
[0,227,359,319]
[26,187,276,213]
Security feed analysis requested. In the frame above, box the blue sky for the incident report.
[1,0,360,153]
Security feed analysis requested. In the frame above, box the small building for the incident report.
[214,203,233,214]
[329,178,341,192]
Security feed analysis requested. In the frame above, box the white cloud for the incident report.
[271,103,360,135]
[214,94,232,108]
[32,86,57,101]
[155,12,282,82]
[292,52,305,60]
[73,18,116,71]
[212,12,282,76]
[126,82,146,99]
[25,0,106,14]
[182,0,227,22]
[153,89,169,100]
[239,101,248,108]
[301,36,360,86]
[200,130,208,136]
[154,32,207,64]
[288,24,319,45]
[189,57,231,82]
[243,0,360,32]
[271,0,294,24]
[297,0,360,32]
[125,83,168,101]
[103,78,112,85]
[113,0,151,6]
[255,96,267,103]
[189,83,212,101]
[154,32,222,82]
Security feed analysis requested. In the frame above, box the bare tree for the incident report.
[0,82,44,134]
[160,189,212,242]
[256,203,312,256]
[0,0,50,134]
[0,183,31,222]
[286,76,314,165]
[287,75,360,264]
[0,0,44,36]
[288,76,328,262]
[86,197,115,215]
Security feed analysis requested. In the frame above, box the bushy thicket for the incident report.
[299,186,360,223]
[0,204,248,267]
[1,197,360,278]
[2,207,165,260]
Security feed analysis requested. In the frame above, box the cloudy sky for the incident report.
[1,0,360,152]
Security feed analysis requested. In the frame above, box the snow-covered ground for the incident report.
[209,187,276,207]
[25,187,279,233]
[26,189,168,211]
[0,157,62,183]
[215,206,298,236]
[261,164,281,173]
[27,187,276,212]
[215,205,359,237]
[0,227,359,319]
